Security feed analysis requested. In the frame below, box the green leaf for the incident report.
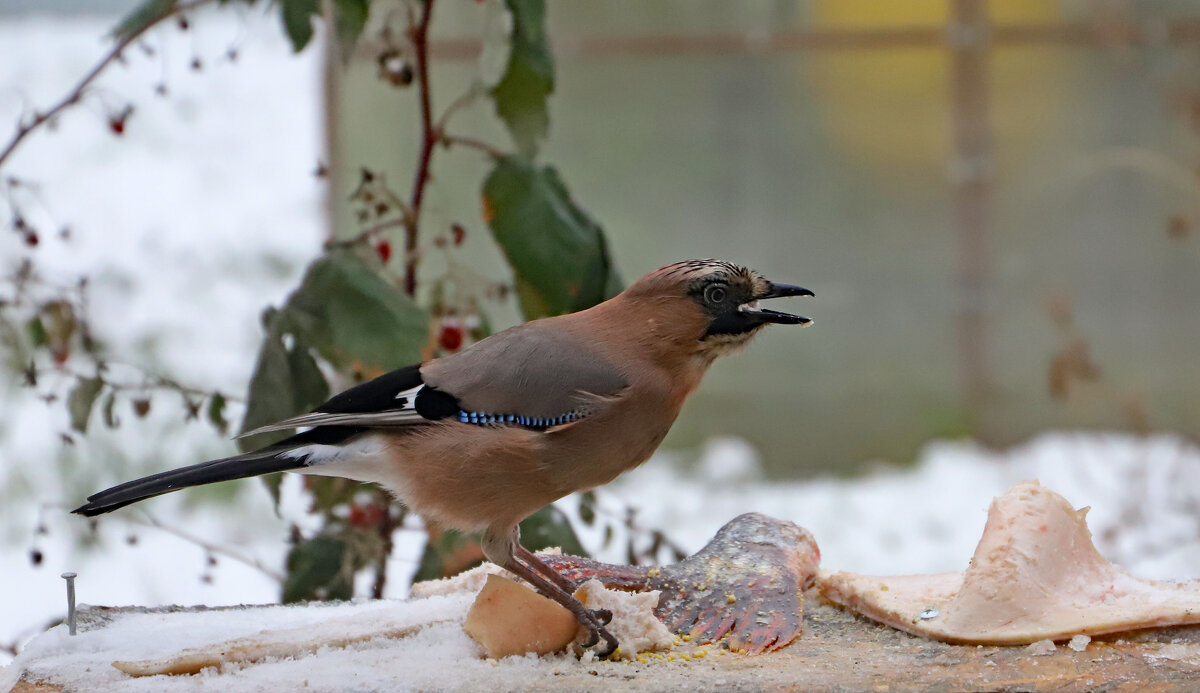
[239,251,427,503]
[67,377,104,433]
[207,392,228,435]
[332,0,369,63]
[490,0,554,157]
[412,530,483,583]
[237,310,330,454]
[282,534,354,603]
[578,490,596,525]
[483,156,622,319]
[286,250,428,373]
[111,0,176,43]
[412,506,587,583]
[520,505,586,556]
[280,0,320,53]
[26,317,48,348]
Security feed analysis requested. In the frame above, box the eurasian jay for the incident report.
[73,259,813,654]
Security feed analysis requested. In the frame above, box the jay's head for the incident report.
[623,260,813,359]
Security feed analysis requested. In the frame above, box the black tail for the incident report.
[71,426,362,517]
[71,450,305,516]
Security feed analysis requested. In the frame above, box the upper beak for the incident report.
[745,282,814,325]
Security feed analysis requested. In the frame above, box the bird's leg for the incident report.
[503,554,618,655]
[515,545,612,626]
[515,545,577,592]
[483,526,617,655]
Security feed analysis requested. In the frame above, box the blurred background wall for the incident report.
[326,0,1200,476]
[7,0,1199,478]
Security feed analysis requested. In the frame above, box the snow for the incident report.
[8,596,503,692]
[0,6,330,667]
[598,432,1200,581]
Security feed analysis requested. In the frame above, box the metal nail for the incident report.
[61,572,78,635]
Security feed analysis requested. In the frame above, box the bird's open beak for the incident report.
[742,282,814,325]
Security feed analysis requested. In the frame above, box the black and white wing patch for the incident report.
[238,360,601,439]
[241,322,630,439]
[239,364,436,437]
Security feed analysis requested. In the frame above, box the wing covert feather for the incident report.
[420,323,627,418]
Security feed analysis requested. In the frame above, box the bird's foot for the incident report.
[579,622,619,657]
[572,606,617,656]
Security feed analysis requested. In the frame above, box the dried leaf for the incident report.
[67,377,104,433]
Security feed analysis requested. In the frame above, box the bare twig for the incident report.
[434,84,481,134]
[0,0,219,169]
[130,512,286,583]
[326,217,407,252]
[403,0,438,297]
[370,491,404,599]
[441,134,504,159]
[35,363,241,404]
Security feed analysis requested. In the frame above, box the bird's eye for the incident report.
[703,283,728,305]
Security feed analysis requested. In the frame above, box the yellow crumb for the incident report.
[726,594,736,604]
[681,634,691,642]
[647,568,661,577]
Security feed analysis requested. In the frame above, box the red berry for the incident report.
[439,325,464,352]
[24,231,38,247]
[375,240,392,263]
[109,117,125,135]
[348,503,383,529]
[451,223,466,247]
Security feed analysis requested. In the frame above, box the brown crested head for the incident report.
[621,259,814,358]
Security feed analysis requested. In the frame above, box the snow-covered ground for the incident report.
[5,7,1200,682]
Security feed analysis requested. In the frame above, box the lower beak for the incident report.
[748,282,814,325]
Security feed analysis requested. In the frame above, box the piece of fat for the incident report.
[462,575,675,660]
[573,579,674,658]
[463,574,580,659]
[820,480,1200,645]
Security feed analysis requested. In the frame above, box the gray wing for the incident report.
[421,321,628,420]
[241,323,627,438]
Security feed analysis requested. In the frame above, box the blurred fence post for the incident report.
[948,0,994,437]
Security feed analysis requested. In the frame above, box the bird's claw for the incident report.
[577,618,618,657]
[591,607,613,626]
[581,628,598,649]
[593,626,618,658]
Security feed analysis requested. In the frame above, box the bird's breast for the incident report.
[542,363,700,494]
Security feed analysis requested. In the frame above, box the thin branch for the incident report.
[0,0,219,169]
[370,491,403,599]
[130,512,285,583]
[434,84,481,134]
[403,0,438,297]
[36,363,242,403]
[441,134,504,159]
[325,217,407,251]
